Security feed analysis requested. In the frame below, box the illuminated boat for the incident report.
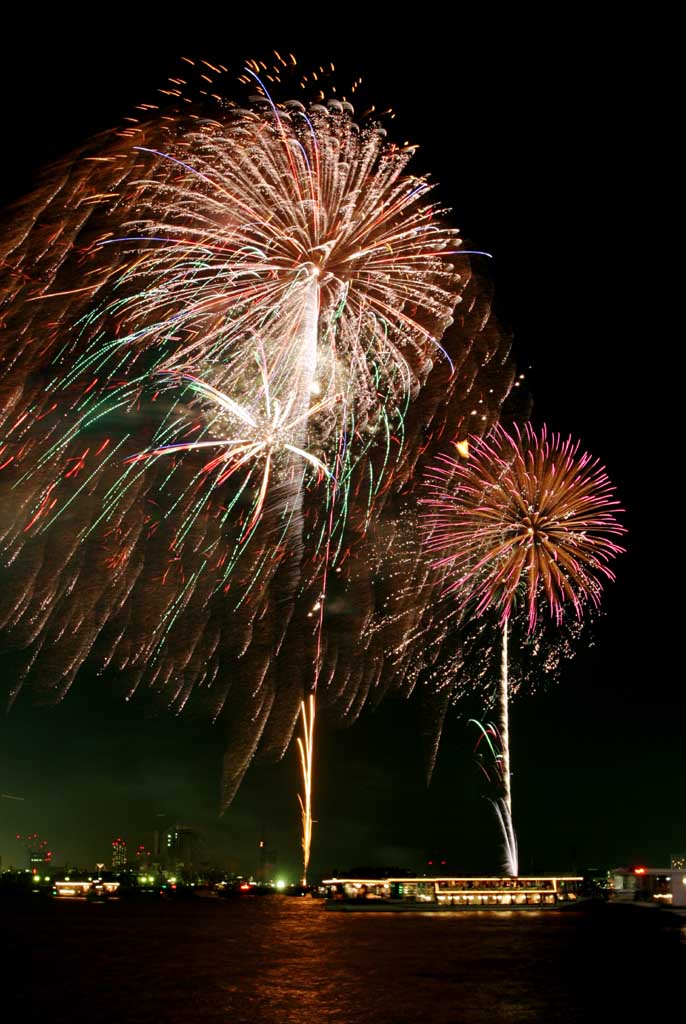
[322,875,584,910]
[53,879,120,899]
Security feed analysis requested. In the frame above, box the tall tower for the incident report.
[111,837,127,870]
[256,833,276,883]
[259,835,268,883]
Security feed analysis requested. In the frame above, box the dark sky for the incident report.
[0,16,674,880]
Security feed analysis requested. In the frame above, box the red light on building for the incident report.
[634,867,647,875]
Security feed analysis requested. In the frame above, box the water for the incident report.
[6,897,684,1022]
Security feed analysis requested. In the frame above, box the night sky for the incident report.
[0,17,673,881]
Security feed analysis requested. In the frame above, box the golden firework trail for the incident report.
[296,694,316,886]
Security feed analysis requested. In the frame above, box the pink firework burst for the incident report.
[422,423,626,630]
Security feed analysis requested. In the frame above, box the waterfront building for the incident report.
[612,866,686,906]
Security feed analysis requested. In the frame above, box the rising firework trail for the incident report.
[470,719,517,876]
[423,424,625,874]
[296,694,315,885]
[0,54,516,822]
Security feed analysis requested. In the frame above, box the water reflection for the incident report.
[8,898,685,1023]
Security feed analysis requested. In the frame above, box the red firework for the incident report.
[422,423,626,629]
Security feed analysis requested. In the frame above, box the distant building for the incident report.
[165,826,199,872]
[16,833,52,872]
[134,843,151,869]
[671,854,686,870]
[112,838,128,870]
[29,850,51,872]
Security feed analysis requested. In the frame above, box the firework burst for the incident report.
[422,423,626,629]
[114,99,465,424]
[0,58,515,818]
[127,353,336,539]
[422,423,625,874]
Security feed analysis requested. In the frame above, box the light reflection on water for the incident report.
[9,897,685,1023]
